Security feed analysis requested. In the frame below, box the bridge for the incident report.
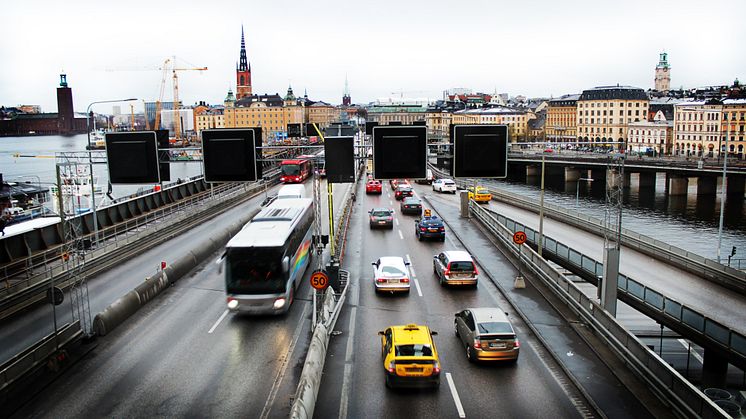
[0,152,742,418]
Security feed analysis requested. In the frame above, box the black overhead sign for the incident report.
[202,128,262,182]
[105,131,160,184]
[452,124,508,179]
[364,121,378,135]
[324,136,355,184]
[287,123,302,137]
[372,125,427,180]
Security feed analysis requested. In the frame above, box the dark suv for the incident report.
[414,215,445,241]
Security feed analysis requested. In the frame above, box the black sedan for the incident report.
[369,208,394,229]
[400,197,422,215]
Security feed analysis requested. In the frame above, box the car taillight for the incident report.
[443,268,450,278]
[473,338,481,349]
[514,339,520,348]
[401,278,410,283]
[370,217,375,222]
[432,361,441,374]
[387,217,393,221]
[473,265,479,275]
[376,278,386,283]
[420,227,426,231]
[388,361,396,373]
[439,227,445,232]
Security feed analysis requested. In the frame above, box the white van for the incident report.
[415,169,434,185]
[277,184,307,199]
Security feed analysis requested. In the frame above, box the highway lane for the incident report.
[314,180,604,419]
[480,192,746,334]
[8,178,351,418]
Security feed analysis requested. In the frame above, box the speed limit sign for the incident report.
[513,231,527,245]
[310,270,330,290]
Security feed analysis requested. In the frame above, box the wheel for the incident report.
[466,345,475,363]
[418,234,423,242]
[440,236,446,242]
[385,375,392,388]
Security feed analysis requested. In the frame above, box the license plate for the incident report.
[490,342,506,349]
[379,221,386,224]
[429,228,438,232]
[406,367,423,373]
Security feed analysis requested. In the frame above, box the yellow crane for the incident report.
[154,58,171,131]
[168,58,207,141]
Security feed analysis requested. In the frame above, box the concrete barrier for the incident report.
[92,208,261,337]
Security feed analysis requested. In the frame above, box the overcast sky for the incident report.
[1,0,744,113]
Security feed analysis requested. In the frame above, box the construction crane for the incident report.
[130,104,136,131]
[154,58,171,131]
[168,58,207,141]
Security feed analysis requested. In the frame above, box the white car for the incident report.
[372,256,411,294]
[432,178,457,194]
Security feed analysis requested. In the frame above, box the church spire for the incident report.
[238,25,249,72]
[342,74,351,106]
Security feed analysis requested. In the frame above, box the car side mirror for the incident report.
[505,312,510,316]
[372,261,378,266]
[404,261,411,266]
[430,331,438,336]
[378,331,384,336]
[433,255,438,259]
[216,251,227,274]
[282,256,290,273]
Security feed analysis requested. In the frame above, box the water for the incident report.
[488,172,746,262]
[0,134,203,204]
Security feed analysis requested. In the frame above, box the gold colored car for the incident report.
[466,186,492,203]
[378,324,441,388]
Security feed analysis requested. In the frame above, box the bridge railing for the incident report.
[469,201,729,419]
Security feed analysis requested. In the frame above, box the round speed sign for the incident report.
[513,231,527,245]
[310,270,330,290]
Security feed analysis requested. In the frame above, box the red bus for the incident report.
[280,159,312,183]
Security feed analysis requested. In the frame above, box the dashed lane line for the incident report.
[405,254,423,297]
[446,372,466,418]
[207,309,229,334]
[398,229,403,240]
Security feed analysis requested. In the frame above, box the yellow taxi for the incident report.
[378,324,441,389]
[467,186,492,203]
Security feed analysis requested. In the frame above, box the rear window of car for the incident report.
[477,321,513,334]
[422,219,443,227]
[371,210,391,216]
[381,266,405,275]
[368,181,380,185]
[398,186,412,191]
[448,261,474,271]
[395,344,433,357]
[444,180,455,185]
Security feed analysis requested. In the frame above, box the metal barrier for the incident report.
[0,320,82,393]
[469,202,728,419]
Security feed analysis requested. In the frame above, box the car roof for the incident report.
[391,324,433,344]
[371,207,392,213]
[443,250,472,261]
[378,256,406,267]
[367,179,380,183]
[467,307,510,324]
[402,196,420,202]
[397,184,412,189]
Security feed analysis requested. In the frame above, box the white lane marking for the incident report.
[395,217,400,226]
[260,303,309,419]
[398,229,403,240]
[446,372,466,418]
[389,200,393,206]
[208,309,229,334]
[678,339,704,364]
[338,306,357,419]
[405,254,423,297]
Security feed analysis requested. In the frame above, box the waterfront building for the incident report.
[576,85,649,148]
[195,107,225,133]
[0,73,87,136]
[528,110,546,141]
[627,110,674,155]
[367,103,428,126]
[721,98,746,158]
[452,107,534,142]
[17,105,41,114]
[654,51,671,93]
[306,101,338,129]
[236,26,253,99]
[425,108,453,141]
[673,100,722,157]
[223,87,303,143]
[546,94,579,144]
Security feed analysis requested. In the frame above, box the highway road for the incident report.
[312,180,667,419]
[7,179,351,418]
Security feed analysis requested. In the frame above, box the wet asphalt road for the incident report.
[311,180,665,419]
[8,180,350,418]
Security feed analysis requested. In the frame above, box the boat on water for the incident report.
[86,130,106,150]
[50,172,107,215]
[2,201,52,225]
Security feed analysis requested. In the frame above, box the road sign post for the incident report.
[513,231,527,289]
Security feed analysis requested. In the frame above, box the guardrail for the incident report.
[469,202,728,419]
[0,320,82,394]
[428,164,746,295]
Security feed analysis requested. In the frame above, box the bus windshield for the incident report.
[281,164,300,176]
[226,247,287,294]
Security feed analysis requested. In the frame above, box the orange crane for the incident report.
[154,58,171,131]
[169,58,207,141]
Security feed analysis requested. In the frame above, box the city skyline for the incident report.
[1,0,744,113]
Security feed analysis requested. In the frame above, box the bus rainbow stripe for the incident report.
[292,240,311,277]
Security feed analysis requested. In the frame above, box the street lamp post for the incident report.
[716,133,730,263]
[576,177,594,208]
[86,98,137,246]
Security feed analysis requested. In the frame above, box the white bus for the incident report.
[223,198,314,314]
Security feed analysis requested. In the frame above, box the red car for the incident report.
[390,179,408,190]
[366,180,383,194]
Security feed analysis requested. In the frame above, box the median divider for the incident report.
[92,207,261,337]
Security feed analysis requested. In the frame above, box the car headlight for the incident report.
[227,298,239,310]
[273,298,287,309]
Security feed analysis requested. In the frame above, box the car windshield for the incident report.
[449,261,473,271]
[380,265,405,276]
[395,344,433,357]
[225,247,286,294]
[477,321,513,334]
[403,198,420,204]
[371,210,391,217]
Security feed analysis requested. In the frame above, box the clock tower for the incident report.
[654,51,670,93]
